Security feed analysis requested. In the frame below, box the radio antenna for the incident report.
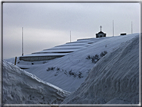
[131,21,133,34]
[113,20,114,36]
[70,30,71,42]
[22,27,24,56]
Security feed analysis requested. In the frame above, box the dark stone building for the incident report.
[96,26,106,38]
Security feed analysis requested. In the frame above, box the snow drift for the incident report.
[2,61,70,104]
[62,34,139,104]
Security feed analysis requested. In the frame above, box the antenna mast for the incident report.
[131,21,133,34]
[70,30,71,42]
[113,20,114,36]
[22,27,24,56]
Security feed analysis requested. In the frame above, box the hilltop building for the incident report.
[96,26,106,38]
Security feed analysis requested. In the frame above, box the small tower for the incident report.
[96,26,106,38]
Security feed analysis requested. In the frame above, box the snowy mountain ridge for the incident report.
[3,33,140,104]
[16,33,138,92]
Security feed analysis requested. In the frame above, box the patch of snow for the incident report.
[3,61,70,104]
[32,49,79,54]
[4,57,15,64]
[20,53,69,57]
[31,37,108,55]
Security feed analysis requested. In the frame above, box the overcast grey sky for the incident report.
[3,2,140,59]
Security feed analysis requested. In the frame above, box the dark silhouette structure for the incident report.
[96,26,106,38]
[120,33,127,35]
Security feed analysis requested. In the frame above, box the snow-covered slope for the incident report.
[3,61,70,104]
[62,34,139,104]
[16,34,138,92]
[19,36,109,62]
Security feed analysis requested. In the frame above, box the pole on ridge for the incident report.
[70,30,71,42]
[131,21,133,34]
[22,27,24,56]
[113,20,114,37]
